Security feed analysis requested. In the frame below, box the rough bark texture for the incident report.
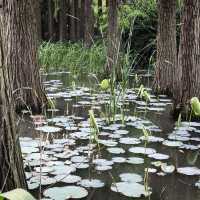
[0,13,27,192]
[154,0,177,94]
[174,0,200,106]
[1,0,47,113]
[106,0,120,75]
[84,0,94,47]
[35,0,42,42]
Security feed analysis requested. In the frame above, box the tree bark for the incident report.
[59,0,68,41]
[70,0,76,41]
[106,0,120,75]
[1,0,47,113]
[84,0,94,47]
[154,0,177,95]
[48,0,56,41]
[79,0,85,39]
[0,9,27,191]
[174,0,200,106]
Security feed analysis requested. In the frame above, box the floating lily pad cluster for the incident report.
[19,72,200,199]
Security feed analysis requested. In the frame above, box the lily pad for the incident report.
[129,147,156,155]
[177,167,200,175]
[148,153,169,160]
[43,186,88,199]
[35,125,61,133]
[107,147,125,154]
[119,173,143,183]
[111,182,151,198]
[78,179,105,188]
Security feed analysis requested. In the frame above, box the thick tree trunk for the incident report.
[1,0,47,113]
[84,0,94,47]
[174,0,200,106]
[154,0,177,95]
[106,0,120,75]
[0,12,27,191]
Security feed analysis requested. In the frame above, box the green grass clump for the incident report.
[39,41,107,74]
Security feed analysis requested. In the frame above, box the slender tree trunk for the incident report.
[48,0,56,40]
[0,7,26,191]
[106,0,120,75]
[174,0,200,106]
[70,0,76,41]
[76,0,81,40]
[1,0,47,113]
[59,0,68,41]
[74,0,79,40]
[154,0,177,95]
[35,0,42,42]
[84,0,94,47]
[80,0,85,39]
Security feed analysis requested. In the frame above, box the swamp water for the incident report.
[20,71,200,200]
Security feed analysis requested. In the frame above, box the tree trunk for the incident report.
[59,0,68,41]
[48,0,56,41]
[0,9,27,191]
[154,0,177,95]
[79,0,85,39]
[76,0,81,40]
[35,0,42,42]
[1,0,47,113]
[70,0,76,41]
[106,0,120,75]
[84,0,94,47]
[174,0,200,106]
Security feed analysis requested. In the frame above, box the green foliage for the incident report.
[100,79,110,90]
[137,84,151,102]
[0,189,35,200]
[190,97,200,116]
[119,0,157,30]
[39,41,107,74]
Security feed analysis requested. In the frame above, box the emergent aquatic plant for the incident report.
[190,97,200,116]
[0,189,35,200]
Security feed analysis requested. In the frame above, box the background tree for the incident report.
[174,0,200,107]
[1,0,47,113]
[84,0,94,47]
[106,0,120,75]
[154,0,177,94]
[59,0,69,41]
[0,9,26,191]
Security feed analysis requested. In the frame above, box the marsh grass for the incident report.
[39,41,107,74]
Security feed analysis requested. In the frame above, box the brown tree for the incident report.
[48,0,57,41]
[59,0,69,41]
[0,7,26,191]
[1,0,47,113]
[70,0,77,41]
[154,0,177,94]
[106,0,120,75]
[84,0,94,47]
[174,0,200,106]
